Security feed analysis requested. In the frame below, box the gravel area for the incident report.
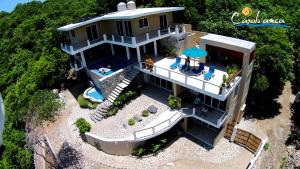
[39,88,255,169]
[90,85,169,139]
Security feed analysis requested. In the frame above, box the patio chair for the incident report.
[170,57,181,69]
[193,63,205,75]
[204,66,215,80]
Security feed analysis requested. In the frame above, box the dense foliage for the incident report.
[75,118,91,134]
[0,0,299,168]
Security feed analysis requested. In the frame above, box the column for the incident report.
[110,44,115,56]
[181,118,188,132]
[126,47,130,60]
[153,40,157,56]
[80,51,86,67]
[143,45,147,54]
[136,47,142,69]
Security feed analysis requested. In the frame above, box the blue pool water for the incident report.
[91,69,114,77]
[86,88,105,102]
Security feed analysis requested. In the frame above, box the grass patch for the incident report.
[78,94,97,109]
[280,153,288,169]
[263,142,270,151]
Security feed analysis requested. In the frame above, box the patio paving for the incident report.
[90,85,170,139]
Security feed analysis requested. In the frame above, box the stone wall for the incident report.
[98,69,125,98]
[85,133,144,155]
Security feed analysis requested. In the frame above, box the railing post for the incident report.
[222,87,226,97]
[103,34,107,41]
[87,40,90,46]
[132,37,136,45]
[175,25,179,36]
[151,128,155,134]
[202,82,206,90]
[154,66,157,74]
[139,62,142,69]
[185,76,187,84]
[230,126,238,142]
[70,46,74,53]
[168,27,171,34]
[158,30,161,36]
[60,43,63,49]
[193,108,195,116]
[168,70,171,78]
[121,36,124,43]
[146,33,149,40]
[112,35,115,41]
[133,132,137,140]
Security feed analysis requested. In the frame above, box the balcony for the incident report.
[138,57,242,101]
[60,25,184,55]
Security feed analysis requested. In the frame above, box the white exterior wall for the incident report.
[0,94,5,147]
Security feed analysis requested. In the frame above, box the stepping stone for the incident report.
[148,105,158,114]
[133,114,142,122]
[123,123,128,129]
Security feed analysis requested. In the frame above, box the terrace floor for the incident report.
[139,57,241,99]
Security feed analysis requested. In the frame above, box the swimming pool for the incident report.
[83,87,105,103]
[91,69,114,77]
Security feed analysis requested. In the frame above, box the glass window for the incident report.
[71,30,75,37]
[139,18,148,28]
[167,81,173,90]
[149,75,154,83]
[212,98,219,108]
[155,77,160,86]
[219,99,227,111]
[205,95,211,105]
[161,79,167,88]
[198,93,204,103]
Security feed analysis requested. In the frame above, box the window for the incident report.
[70,30,75,37]
[139,18,149,28]
[159,15,167,30]
[124,21,132,36]
[86,25,98,41]
[116,21,124,36]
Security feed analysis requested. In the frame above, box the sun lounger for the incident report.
[204,66,215,80]
[170,57,181,69]
[193,63,205,75]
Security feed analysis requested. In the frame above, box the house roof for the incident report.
[200,34,256,52]
[58,7,184,31]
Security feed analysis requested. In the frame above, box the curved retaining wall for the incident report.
[85,133,144,155]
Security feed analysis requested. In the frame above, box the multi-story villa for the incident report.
[58,2,255,149]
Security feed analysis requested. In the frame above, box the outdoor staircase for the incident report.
[106,68,139,103]
[90,68,139,122]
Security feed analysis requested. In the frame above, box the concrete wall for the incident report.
[85,133,144,155]
[0,94,5,147]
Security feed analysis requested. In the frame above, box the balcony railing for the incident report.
[139,62,242,99]
[60,25,185,54]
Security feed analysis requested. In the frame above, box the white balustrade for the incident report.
[103,34,107,40]
[112,35,115,41]
[132,37,136,45]
[70,46,74,53]
[158,30,161,36]
[146,33,149,40]
[87,40,90,46]
[168,27,171,34]
[121,36,124,43]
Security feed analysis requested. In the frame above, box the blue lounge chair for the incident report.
[204,66,215,80]
[170,57,181,69]
[193,63,205,75]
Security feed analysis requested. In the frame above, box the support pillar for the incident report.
[143,45,147,54]
[136,47,142,68]
[110,44,115,56]
[80,51,86,67]
[126,47,130,60]
[181,118,188,132]
[153,40,157,56]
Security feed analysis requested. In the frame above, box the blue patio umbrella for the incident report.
[182,47,207,70]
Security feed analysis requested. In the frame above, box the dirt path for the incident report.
[253,82,293,169]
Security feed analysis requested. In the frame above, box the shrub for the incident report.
[128,118,136,126]
[132,146,146,157]
[280,154,288,169]
[263,142,270,151]
[167,95,178,109]
[142,110,149,117]
[113,90,137,108]
[78,94,89,108]
[75,118,91,133]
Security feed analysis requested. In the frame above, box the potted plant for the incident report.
[145,58,154,71]
[166,47,177,59]
[167,95,181,109]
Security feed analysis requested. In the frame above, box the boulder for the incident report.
[148,105,158,114]
[133,114,142,122]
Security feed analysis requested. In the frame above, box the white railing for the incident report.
[132,107,227,140]
[140,62,242,98]
[60,26,179,54]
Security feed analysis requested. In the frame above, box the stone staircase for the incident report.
[90,68,139,122]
